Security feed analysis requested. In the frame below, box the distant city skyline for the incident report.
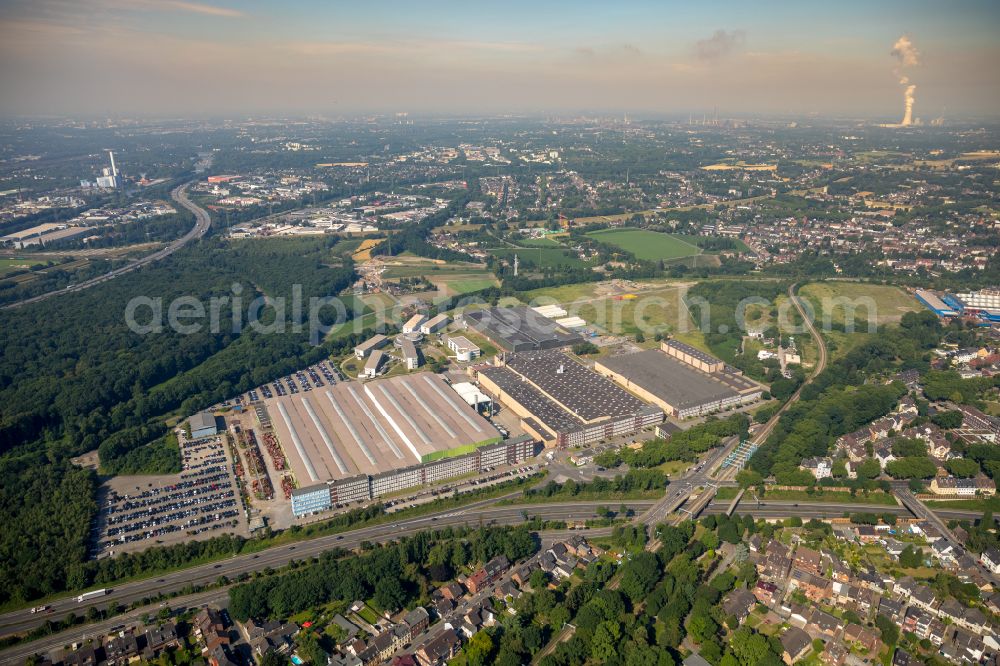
[1,0,998,119]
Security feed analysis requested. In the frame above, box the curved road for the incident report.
[743,281,827,448]
[3,183,210,310]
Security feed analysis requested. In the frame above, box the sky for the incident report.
[1,0,999,119]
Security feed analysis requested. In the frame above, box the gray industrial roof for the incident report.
[464,306,582,351]
[663,339,723,366]
[598,350,745,410]
[189,411,216,431]
[505,350,648,422]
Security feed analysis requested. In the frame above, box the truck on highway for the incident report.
[76,588,110,603]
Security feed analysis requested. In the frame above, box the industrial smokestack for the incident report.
[108,150,118,177]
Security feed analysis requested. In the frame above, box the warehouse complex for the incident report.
[476,350,663,447]
[594,342,764,419]
[291,435,538,516]
[259,372,531,516]
[462,306,583,352]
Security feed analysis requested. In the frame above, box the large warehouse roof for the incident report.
[597,350,751,411]
[504,350,648,422]
[463,306,583,351]
[265,373,499,484]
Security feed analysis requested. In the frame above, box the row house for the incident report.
[792,546,823,577]
[788,568,831,603]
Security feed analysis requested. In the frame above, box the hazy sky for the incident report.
[1,0,999,119]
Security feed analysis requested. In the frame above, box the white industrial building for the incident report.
[403,314,427,334]
[420,314,449,334]
[532,304,568,319]
[447,335,481,361]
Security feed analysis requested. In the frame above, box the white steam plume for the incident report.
[902,84,916,126]
[890,35,920,126]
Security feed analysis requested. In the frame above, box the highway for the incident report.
[0,501,648,644]
[3,183,211,310]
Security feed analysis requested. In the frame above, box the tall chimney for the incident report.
[109,151,118,177]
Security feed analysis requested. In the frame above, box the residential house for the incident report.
[403,607,430,638]
[414,628,461,666]
[793,546,823,577]
[804,609,843,640]
[194,608,230,654]
[466,555,509,593]
[780,627,812,665]
[753,581,780,606]
[721,589,757,626]
[142,623,180,660]
[844,623,880,654]
[103,632,140,665]
[788,569,831,603]
[980,548,1000,574]
[245,619,298,659]
[799,457,833,480]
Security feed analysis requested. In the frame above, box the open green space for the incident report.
[488,247,593,269]
[442,276,499,294]
[799,282,921,327]
[586,228,702,261]
[382,259,490,279]
[518,236,564,248]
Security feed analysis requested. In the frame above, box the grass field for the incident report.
[382,257,491,279]
[518,236,564,248]
[0,258,35,277]
[799,282,920,328]
[443,277,498,294]
[586,228,702,261]
[488,247,594,269]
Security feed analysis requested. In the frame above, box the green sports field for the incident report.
[586,228,702,261]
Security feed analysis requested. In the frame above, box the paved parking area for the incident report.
[91,433,249,559]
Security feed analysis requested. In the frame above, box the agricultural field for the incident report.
[351,238,382,261]
[799,282,921,328]
[586,228,702,261]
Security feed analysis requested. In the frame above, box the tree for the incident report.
[886,456,937,480]
[591,621,623,662]
[875,614,899,645]
[931,410,964,430]
[529,568,550,591]
[464,630,494,666]
[946,459,980,478]
[856,458,882,480]
[899,545,923,568]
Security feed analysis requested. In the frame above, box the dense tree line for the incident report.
[0,236,359,606]
[521,469,670,501]
[228,526,536,622]
[748,311,941,481]
[595,415,748,469]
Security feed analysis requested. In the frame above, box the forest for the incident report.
[0,236,359,606]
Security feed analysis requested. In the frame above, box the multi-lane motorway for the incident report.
[0,500,646,642]
[3,182,210,310]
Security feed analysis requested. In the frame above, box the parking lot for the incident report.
[237,360,342,405]
[91,433,249,559]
